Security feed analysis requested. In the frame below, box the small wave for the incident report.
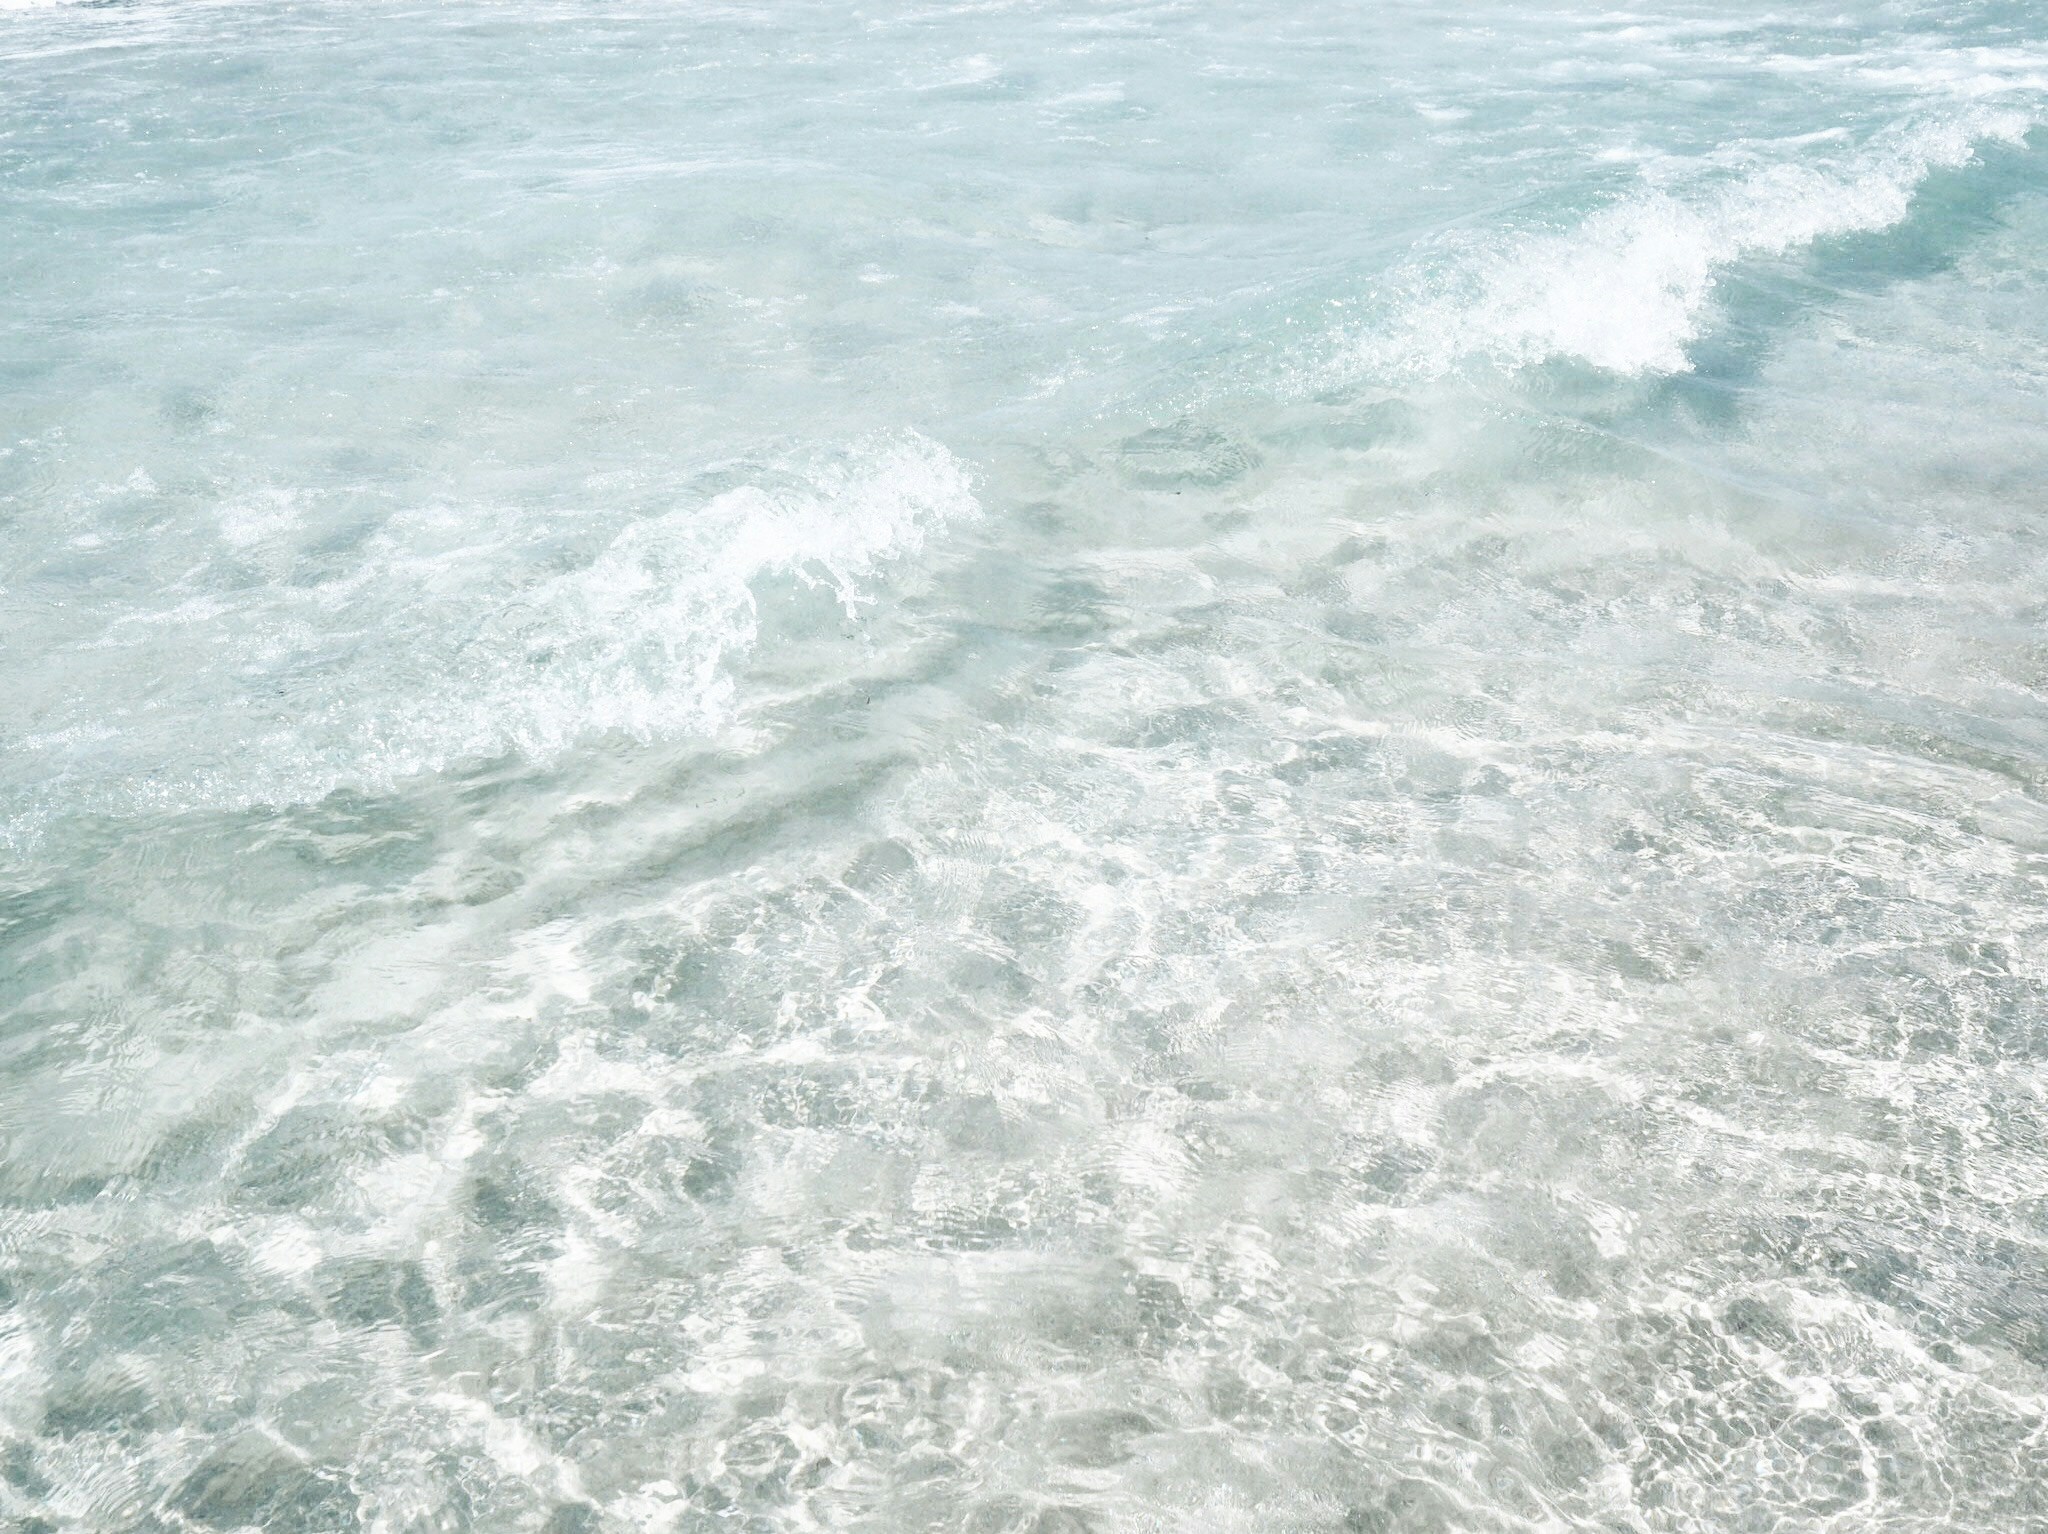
[1343,106,2034,380]
[406,432,977,766]
[6,434,976,835]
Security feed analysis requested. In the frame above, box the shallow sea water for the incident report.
[3,2,2047,1531]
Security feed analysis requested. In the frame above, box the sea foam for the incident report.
[4,434,975,835]
[1347,107,2034,379]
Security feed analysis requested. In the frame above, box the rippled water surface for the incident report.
[4,2,2047,1530]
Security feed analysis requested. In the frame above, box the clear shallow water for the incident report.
[3,1,2046,1530]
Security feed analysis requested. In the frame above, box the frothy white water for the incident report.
[1348,107,2033,379]
[362,434,976,767]
[6,435,974,832]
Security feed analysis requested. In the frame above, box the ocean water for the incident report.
[3,1,2046,1530]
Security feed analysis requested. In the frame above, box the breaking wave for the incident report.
[1346,107,2034,379]
[7,434,976,833]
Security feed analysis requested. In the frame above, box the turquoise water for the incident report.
[4,2,2047,1530]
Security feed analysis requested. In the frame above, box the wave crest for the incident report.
[1350,107,2033,380]
[8,434,977,833]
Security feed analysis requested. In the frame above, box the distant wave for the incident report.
[1342,106,2034,380]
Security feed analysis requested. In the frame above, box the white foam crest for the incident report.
[6,434,976,834]
[427,432,977,764]
[1352,107,2033,380]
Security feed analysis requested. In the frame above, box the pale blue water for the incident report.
[3,3,2047,1531]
